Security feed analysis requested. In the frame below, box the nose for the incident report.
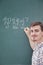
[31,31,35,35]
[32,32,35,35]
[31,31,36,36]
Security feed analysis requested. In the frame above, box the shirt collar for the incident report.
[33,42,43,51]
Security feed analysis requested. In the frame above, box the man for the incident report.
[24,22,43,65]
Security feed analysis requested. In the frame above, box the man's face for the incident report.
[30,25,43,43]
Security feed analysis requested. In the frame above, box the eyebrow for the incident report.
[30,29,40,31]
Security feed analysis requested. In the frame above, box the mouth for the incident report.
[31,38,37,42]
[31,35,37,41]
[32,35,37,37]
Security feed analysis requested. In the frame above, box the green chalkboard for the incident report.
[0,0,43,65]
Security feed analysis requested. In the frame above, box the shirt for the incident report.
[32,42,43,65]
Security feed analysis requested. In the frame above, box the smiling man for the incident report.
[24,22,43,65]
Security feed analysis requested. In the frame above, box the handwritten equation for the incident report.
[2,17,29,29]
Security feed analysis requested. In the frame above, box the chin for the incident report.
[32,40,37,42]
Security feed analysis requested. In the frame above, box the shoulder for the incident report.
[33,43,43,57]
[39,43,43,51]
[39,44,43,54]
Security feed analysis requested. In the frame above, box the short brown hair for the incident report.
[29,22,43,31]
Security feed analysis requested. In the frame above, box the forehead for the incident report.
[30,25,41,30]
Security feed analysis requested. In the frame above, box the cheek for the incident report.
[37,32,41,35]
[37,32,42,38]
[42,32,43,37]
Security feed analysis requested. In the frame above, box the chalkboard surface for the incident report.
[0,0,43,65]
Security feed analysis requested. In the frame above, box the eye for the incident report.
[30,30,33,32]
[35,29,39,32]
